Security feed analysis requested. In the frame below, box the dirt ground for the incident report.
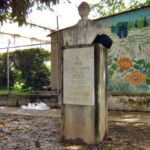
[0,113,150,150]
[100,121,150,150]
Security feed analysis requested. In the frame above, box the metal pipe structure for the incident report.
[56,16,60,94]
[7,40,11,95]
[0,42,50,50]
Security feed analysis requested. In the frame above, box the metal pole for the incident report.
[56,16,60,94]
[7,40,11,95]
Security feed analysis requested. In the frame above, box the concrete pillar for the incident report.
[62,44,108,144]
[50,32,63,92]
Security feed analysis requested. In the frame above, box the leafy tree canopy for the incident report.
[0,0,60,26]
[0,48,50,90]
[91,0,150,18]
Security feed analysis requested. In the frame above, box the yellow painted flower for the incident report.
[125,71,147,86]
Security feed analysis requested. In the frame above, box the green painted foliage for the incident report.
[136,59,146,67]
[108,70,114,76]
[146,79,150,85]
[110,63,118,71]
[128,21,135,29]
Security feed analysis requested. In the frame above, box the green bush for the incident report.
[12,82,24,91]
[0,53,17,89]
[0,48,50,91]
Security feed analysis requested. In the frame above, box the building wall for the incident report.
[95,7,150,93]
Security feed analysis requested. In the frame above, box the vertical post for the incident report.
[7,40,11,95]
[56,16,60,94]
[56,15,62,106]
[56,16,59,31]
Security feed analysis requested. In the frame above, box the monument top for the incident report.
[78,2,90,20]
[63,2,103,46]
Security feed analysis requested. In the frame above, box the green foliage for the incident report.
[111,25,118,34]
[91,0,150,18]
[145,64,150,78]
[111,22,128,39]
[138,19,144,29]
[146,79,150,85]
[0,0,59,25]
[0,53,17,89]
[144,17,148,27]
[11,48,50,90]
[136,59,145,66]
[13,82,24,91]
[117,22,128,39]
[91,0,126,18]
[134,64,141,70]
[112,17,150,36]
[0,54,6,89]
[128,21,135,29]
[139,44,142,51]
[127,18,150,30]
[135,20,138,28]
[0,48,50,91]
[110,63,118,71]
[108,70,114,76]
[0,89,30,96]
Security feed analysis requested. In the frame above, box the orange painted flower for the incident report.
[125,71,147,87]
[117,57,133,71]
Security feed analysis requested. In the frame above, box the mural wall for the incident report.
[96,7,150,93]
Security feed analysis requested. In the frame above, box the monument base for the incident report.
[62,44,107,145]
[62,105,95,144]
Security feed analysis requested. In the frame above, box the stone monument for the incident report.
[63,2,103,46]
[62,2,110,144]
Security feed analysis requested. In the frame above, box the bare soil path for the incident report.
[0,107,149,150]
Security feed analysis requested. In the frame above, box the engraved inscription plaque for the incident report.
[63,47,95,105]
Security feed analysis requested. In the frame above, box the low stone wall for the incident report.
[1,93,150,111]
[30,93,59,108]
[108,94,150,112]
[0,96,30,107]
[0,92,59,108]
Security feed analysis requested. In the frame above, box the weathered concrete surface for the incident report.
[108,95,150,112]
[95,44,108,141]
[62,105,95,144]
[0,91,59,108]
[0,96,30,107]
[50,31,63,92]
[62,44,108,144]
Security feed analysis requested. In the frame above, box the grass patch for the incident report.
[0,90,30,96]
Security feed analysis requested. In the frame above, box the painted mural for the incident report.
[96,7,150,93]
